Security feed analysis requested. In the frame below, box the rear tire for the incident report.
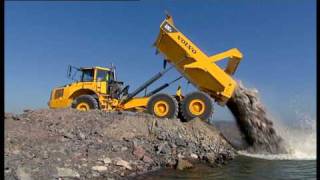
[72,95,99,111]
[180,91,213,121]
[147,93,178,119]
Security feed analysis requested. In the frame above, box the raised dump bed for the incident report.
[154,16,243,105]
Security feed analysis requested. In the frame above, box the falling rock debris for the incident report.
[227,81,287,154]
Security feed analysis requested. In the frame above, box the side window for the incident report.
[81,69,94,82]
[96,70,108,82]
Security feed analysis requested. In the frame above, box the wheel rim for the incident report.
[76,102,90,111]
[154,100,169,117]
[189,99,205,116]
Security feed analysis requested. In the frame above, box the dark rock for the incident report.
[156,143,171,155]
[12,115,20,121]
[5,167,11,174]
[175,137,187,147]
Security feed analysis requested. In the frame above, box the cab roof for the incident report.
[80,66,110,71]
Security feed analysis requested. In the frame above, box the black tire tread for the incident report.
[180,91,213,122]
[147,93,179,119]
[71,95,99,110]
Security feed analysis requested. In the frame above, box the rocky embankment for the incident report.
[5,109,235,179]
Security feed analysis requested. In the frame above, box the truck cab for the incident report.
[48,66,124,110]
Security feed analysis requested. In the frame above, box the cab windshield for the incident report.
[96,69,114,82]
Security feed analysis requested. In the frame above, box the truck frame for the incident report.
[48,15,243,121]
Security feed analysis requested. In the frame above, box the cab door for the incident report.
[95,69,108,94]
[96,81,107,94]
[81,69,96,90]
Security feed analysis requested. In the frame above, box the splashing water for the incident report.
[238,119,316,160]
[227,81,316,160]
[261,111,317,160]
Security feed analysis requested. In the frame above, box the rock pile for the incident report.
[5,108,235,179]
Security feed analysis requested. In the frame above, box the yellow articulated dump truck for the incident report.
[48,15,243,122]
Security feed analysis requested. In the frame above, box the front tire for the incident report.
[147,93,178,119]
[180,91,213,121]
[72,95,99,111]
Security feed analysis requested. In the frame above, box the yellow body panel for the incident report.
[121,97,149,110]
[154,16,242,105]
[49,81,100,108]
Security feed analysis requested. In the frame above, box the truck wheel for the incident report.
[147,93,178,119]
[72,95,99,111]
[180,91,213,121]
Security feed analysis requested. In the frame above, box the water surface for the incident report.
[135,155,316,180]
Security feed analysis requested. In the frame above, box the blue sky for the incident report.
[5,0,316,123]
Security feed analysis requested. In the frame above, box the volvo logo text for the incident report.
[178,35,197,54]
